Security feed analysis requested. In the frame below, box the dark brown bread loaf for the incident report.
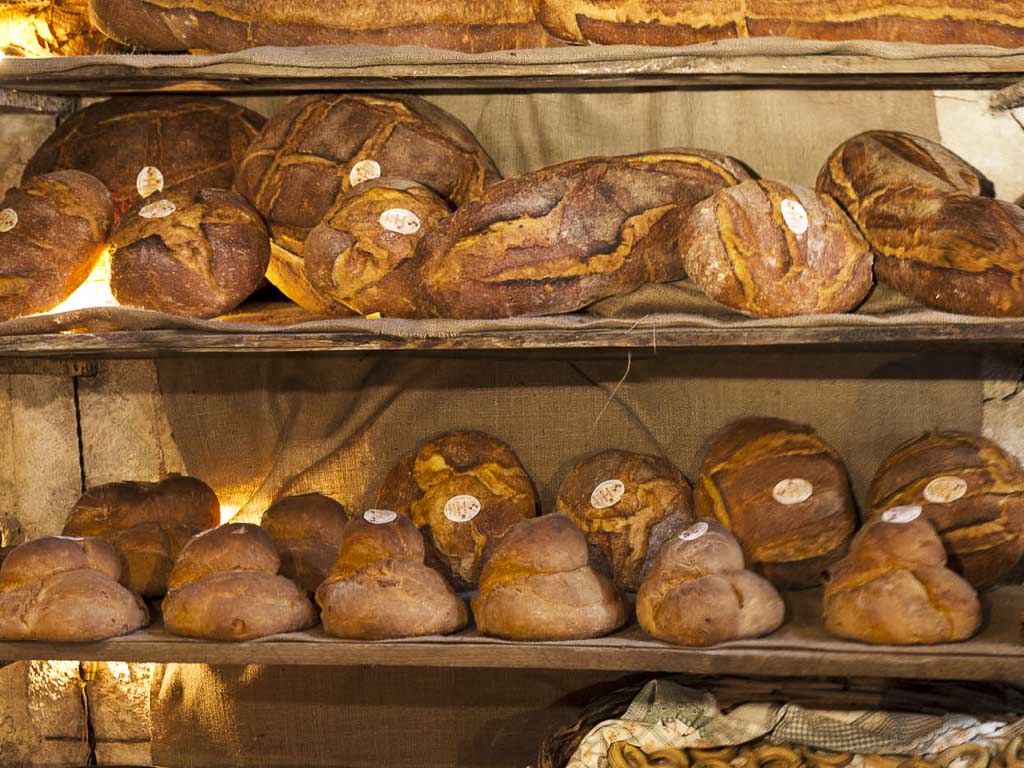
[0,170,114,321]
[681,179,874,317]
[416,150,752,318]
[24,95,265,218]
[110,187,270,318]
[375,431,537,590]
[89,0,562,53]
[555,450,695,592]
[823,513,981,645]
[817,130,1024,316]
[695,418,858,589]
[637,520,785,646]
[866,432,1024,589]
[260,493,349,593]
[303,179,450,317]
[539,1,1024,47]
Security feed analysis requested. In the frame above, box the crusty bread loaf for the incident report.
[695,418,858,589]
[823,513,982,645]
[0,536,148,642]
[416,150,752,318]
[555,450,695,592]
[24,95,265,217]
[472,514,627,641]
[0,170,114,321]
[315,510,467,639]
[103,522,197,598]
[303,179,450,318]
[166,523,279,590]
[681,179,873,317]
[260,493,349,593]
[110,187,270,318]
[817,130,1024,316]
[374,431,537,590]
[866,432,1024,589]
[637,519,784,646]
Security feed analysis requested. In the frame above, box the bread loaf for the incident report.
[823,512,982,645]
[472,514,627,640]
[303,179,450,317]
[555,450,695,592]
[0,170,114,321]
[375,431,537,590]
[637,519,785,646]
[315,509,467,639]
[110,187,270,318]
[817,130,1024,316]
[866,432,1024,589]
[539,1,1024,47]
[681,179,873,317]
[89,0,561,53]
[63,475,220,597]
[163,523,316,640]
[0,537,148,641]
[24,95,265,217]
[260,493,349,593]
[416,150,752,318]
[695,418,858,589]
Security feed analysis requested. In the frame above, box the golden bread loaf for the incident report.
[260,493,349,593]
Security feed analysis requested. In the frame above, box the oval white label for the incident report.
[781,198,809,236]
[54,535,85,541]
[350,159,381,186]
[443,495,481,523]
[0,208,17,232]
[591,479,625,509]
[773,478,813,505]
[923,475,968,504]
[379,208,421,235]
[363,509,397,525]
[136,166,164,198]
[882,505,922,524]
[139,199,176,219]
[679,521,709,542]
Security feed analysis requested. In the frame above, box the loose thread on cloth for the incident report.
[592,351,632,428]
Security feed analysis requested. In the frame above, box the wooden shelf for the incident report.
[0,588,1018,679]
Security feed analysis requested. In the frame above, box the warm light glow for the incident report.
[219,504,242,524]
[0,13,53,57]
[45,248,119,315]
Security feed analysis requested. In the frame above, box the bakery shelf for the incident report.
[0,588,1018,679]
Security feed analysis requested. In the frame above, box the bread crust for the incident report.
[261,493,349,593]
[167,523,280,590]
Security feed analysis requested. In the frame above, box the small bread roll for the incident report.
[637,520,784,646]
[260,493,349,593]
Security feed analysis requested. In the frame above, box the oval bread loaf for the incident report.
[260,493,349,593]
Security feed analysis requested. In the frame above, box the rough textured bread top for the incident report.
[260,492,349,588]
[167,523,280,590]
[416,150,752,318]
[64,475,220,535]
[866,431,1024,589]
[326,513,425,581]
[0,536,121,585]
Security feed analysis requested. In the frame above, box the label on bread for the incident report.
[136,166,164,198]
[0,208,17,232]
[923,475,968,504]
[882,505,922,524]
[781,198,809,236]
[591,479,625,509]
[678,521,709,542]
[350,160,381,186]
[54,535,85,541]
[772,478,813,505]
[379,208,421,235]
[363,509,397,525]
[139,199,176,219]
[443,495,481,523]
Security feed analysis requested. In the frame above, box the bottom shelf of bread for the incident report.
[1,587,1018,679]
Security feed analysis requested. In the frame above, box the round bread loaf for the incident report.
[109,187,270,318]
[681,179,873,317]
[555,450,695,592]
[103,522,197,598]
[823,512,982,645]
[260,493,349,593]
[374,430,538,590]
[303,179,450,317]
[0,170,115,320]
[695,418,858,589]
[23,95,265,217]
[866,432,1024,589]
[817,130,1024,317]
[167,523,279,590]
[637,519,784,646]
[315,510,467,639]
[471,514,627,641]
[0,536,148,642]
